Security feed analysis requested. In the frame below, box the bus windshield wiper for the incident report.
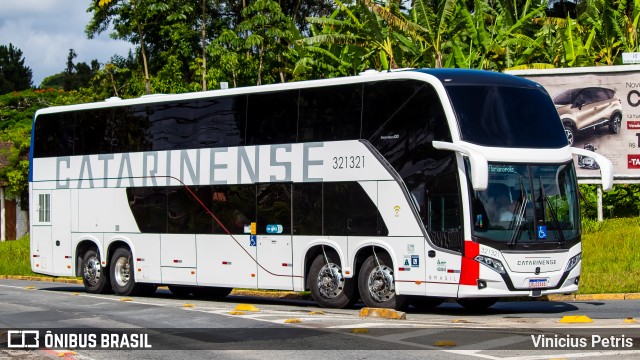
[508,176,528,247]
[539,176,566,247]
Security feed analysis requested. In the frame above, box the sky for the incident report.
[0,0,132,87]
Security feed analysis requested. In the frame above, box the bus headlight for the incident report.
[565,253,581,273]
[474,255,506,275]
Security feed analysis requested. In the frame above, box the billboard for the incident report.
[507,65,640,182]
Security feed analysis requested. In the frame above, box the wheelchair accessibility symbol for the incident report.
[537,225,547,239]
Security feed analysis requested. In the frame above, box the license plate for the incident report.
[529,279,547,288]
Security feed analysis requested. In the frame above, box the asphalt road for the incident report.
[0,279,639,360]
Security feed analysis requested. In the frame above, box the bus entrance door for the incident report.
[423,246,462,297]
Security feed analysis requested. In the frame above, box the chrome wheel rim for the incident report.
[367,265,395,302]
[564,128,574,146]
[114,256,130,287]
[83,255,101,286]
[316,263,344,299]
[612,116,621,133]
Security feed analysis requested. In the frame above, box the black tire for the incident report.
[109,247,141,296]
[192,286,233,299]
[410,296,445,310]
[168,285,194,297]
[563,124,575,146]
[358,253,407,310]
[456,297,498,311]
[307,253,356,309]
[81,249,111,294]
[609,113,621,134]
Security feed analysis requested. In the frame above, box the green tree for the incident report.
[41,50,100,91]
[239,0,299,84]
[87,0,161,94]
[0,44,33,94]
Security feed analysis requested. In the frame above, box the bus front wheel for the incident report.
[81,249,111,294]
[308,253,356,308]
[358,254,407,310]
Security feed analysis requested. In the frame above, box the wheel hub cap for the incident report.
[368,265,395,302]
[316,263,344,299]
[83,256,100,286]
[114,257,130,287]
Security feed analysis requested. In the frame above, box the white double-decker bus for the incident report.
[30,69,612,310]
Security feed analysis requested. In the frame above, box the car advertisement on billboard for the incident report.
[508,65,640,181]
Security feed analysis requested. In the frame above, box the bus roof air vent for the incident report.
[105,97,122,102]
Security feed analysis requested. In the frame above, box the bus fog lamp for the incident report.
[474,255,506,275]
[565,253,581,273]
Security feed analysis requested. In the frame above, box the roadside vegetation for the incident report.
[2,216,639,294]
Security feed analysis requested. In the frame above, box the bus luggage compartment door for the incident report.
[51,190,73,276]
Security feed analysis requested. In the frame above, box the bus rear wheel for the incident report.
[308,253,356,308]
[358,253,407,310]
[81,249,111,294]
[110,247,145,296]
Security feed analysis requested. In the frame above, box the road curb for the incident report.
[2,275,639,301]
[547,293,640,301]
[359,307,406,320]
[1,275,82,284]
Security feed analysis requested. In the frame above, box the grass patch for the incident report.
[0,234,37,276]
[2,217,639,294]
[579,217,640,294]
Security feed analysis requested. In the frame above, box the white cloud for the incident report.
[0,0,132,86]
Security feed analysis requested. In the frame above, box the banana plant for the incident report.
[301,0,424,72]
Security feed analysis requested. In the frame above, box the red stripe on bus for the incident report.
[460,241,480,286]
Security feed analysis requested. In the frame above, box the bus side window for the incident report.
[247,91,298,145]
[299,85,362,142]
[257,183,291,235]
[211,185,256,234]
[292,183,322,235]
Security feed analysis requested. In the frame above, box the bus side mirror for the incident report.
[433,141,488,191]
[570,147,613,191]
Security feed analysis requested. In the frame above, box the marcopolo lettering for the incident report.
[53,143,324,189]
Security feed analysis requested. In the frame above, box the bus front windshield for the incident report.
[471,162,579,248]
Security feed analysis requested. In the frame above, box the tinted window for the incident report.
[247,91,298,145]
[257,183,291,235]
[348,182,384,236]
[324,182,385,236]
[292,182,322,235]
[448,85,568,148]
[113,105,152,153]
[363,80,451,179]
[167,186,214,234]
[33,113,75,158]
[74,109,110,155]
[196,96,246,148]
[211,185,256,234]
[590,88,610,103]
[323,182,349,236]
[127,187,168,233]
[298,85,362,142]
[421,156,462,252]
[148,101,199,151]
